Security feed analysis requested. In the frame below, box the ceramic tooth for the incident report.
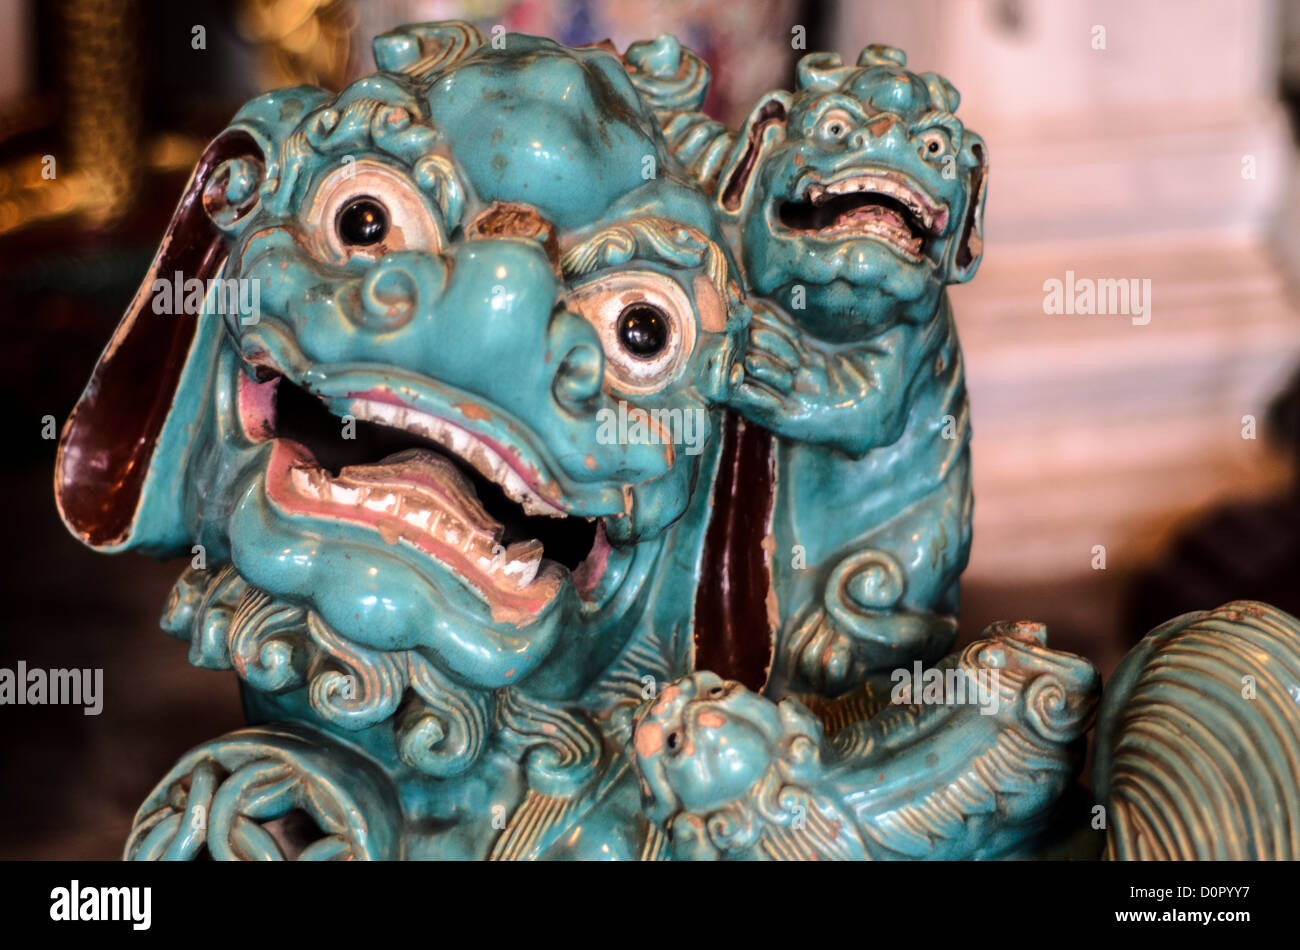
[331,484,360,506]
[290,467,313,495]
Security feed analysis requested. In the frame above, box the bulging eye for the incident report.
[919,129,948,158]
[336,197,389,246]
[306,159,441,263]
[819,108,854,142]
[566,269,696,393]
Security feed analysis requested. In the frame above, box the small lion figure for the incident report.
[631,671,868,860]
[626,39,988,697]
[631,620,1100,861]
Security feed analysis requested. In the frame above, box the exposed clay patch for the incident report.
[466,201,560,267]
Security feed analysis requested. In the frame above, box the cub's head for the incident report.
[631,672,824,844]
[720,45,987,340]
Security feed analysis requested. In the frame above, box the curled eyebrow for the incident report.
[560,217,742,314]
[910,111,964,151]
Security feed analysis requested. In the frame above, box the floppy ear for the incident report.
[717,91,792,215]
[947,135,987,284]
[54,128,265,553]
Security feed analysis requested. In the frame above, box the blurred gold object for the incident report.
[0,0,141,233]
[61,0,142,225]
[0,135,204,237]
[0,0,207,236]
[0,0,354,235]
[0,154,85,234]
[238,0,357,92]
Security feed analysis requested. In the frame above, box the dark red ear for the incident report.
[719,93,789,213]
[55,130,263,550]
[949,139,988,284]
[693,414,776,691]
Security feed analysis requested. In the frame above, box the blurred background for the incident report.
[1,0,1298,858]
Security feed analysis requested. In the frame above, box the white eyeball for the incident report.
[918,129,949,158]
[566,270,696,394]
[305,159,442,264]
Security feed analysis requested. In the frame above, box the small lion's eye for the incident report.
[708,685,726,697]
[819,108,854,142]
[919,130,948,158]
[617,303,669,359]
[336,197,389,246]
[666,730,681,751]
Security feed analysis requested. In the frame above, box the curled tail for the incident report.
[1095,600,1300,859]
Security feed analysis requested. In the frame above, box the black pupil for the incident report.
[337,197,388,246]
[617,304,669,358]
[928,141,939,152]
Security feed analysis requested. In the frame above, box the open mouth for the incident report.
[775,172,946,260]
[242,371,604,624]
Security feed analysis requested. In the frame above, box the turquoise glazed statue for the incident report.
[53,21,1300,860]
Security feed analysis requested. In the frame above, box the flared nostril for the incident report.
[358,260,420,330]
[553,342,604,408]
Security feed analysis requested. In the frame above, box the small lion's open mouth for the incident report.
[775,171,947,260]
[240,371,604,624]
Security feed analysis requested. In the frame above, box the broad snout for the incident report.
[345,237,607,416]
[235,226,692,521]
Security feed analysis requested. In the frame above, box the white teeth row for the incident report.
[349,398,565,517]
[288,466,542,590]
[810,176,938,232]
